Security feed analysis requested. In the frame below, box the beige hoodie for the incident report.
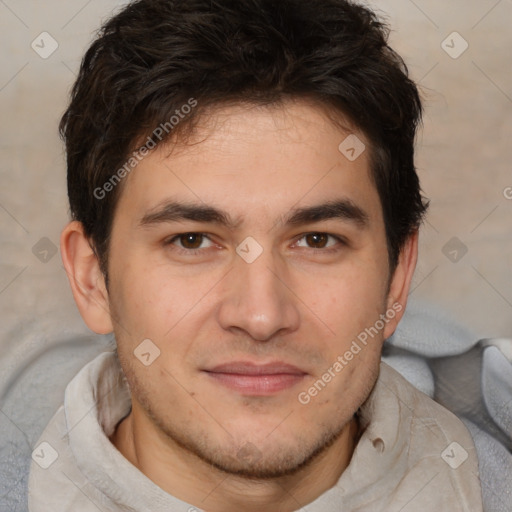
[28,352,483,512]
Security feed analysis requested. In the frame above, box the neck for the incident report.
[110,404,360,512]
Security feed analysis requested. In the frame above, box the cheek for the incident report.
[308,264,387,324]
[110,257,223,349]
[298,266,389,379]
[108,258,173,342]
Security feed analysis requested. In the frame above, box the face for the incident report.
[104,100,406,478]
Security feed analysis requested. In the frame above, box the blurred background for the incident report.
[0,0,511,364]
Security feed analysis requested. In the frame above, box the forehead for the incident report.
[117,99,383,225]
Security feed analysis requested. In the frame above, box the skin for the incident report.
[61,99,418,512]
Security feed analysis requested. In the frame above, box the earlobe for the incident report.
[60,221,114,334]
[383,231,419,339]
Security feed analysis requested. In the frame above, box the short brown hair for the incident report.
[60,0,428,276]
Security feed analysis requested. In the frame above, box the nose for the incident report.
[216,248,301,342]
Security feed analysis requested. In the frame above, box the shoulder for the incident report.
[365,362,484,511]
[28,406,104,512]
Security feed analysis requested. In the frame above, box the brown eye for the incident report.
[178,233,204,249]
[305,233,329,248]
[294,233,343,251]
[165,232,216,255]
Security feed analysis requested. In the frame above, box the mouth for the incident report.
[203,361,308,396]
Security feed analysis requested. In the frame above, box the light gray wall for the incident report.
[1,0,511,362]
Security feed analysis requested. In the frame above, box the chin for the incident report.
[164,417,348,480]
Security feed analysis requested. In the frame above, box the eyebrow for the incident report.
[286,200,369,228]
[140,201,240,229]
[139,199,369,230]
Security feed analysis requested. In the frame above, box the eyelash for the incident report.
[164,233,215,256]
[164,232,347,255]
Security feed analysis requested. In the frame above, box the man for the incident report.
[28,0,483,510]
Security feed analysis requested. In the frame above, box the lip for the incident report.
[204,361,307,395]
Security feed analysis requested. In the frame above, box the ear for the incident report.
[383,230,419,339]
[60,221,113,334]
